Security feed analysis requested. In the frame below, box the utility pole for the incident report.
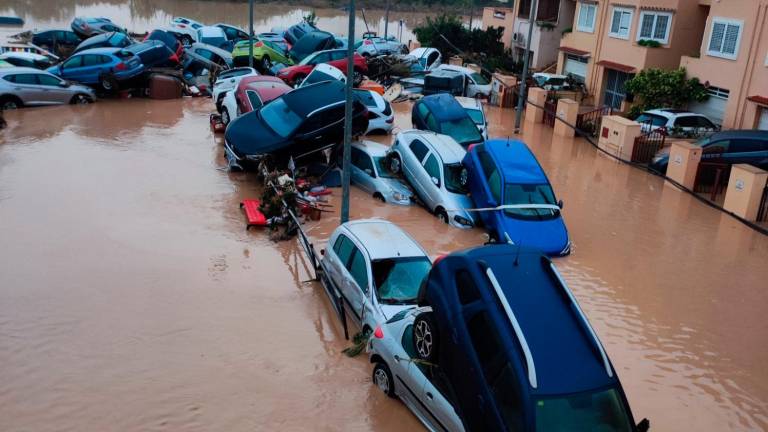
[248,0,254,68]
[341,0,356,224]
[384,0,391,39]
[514,0,538,133]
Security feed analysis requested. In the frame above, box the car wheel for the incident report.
[372,362,396,398]
[353,69,363,86]
[181,35,193,46]
[413,312,438,363]
[0,96,22,110]
[70,94,91,105]
[436,208,449,224]
[373,193,385,203]
[293,74,306,86]
[99,74,117,93]
[221,107,231,126]
[387,153,401,174]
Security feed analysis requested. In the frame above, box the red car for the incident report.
[276,49,368,86]
[220,76,292,125]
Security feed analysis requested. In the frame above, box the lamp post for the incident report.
[514,0,538,133]
[341,0,356,224]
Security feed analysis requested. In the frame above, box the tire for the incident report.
[221,107,231,126]
[372,362,396,398]
[387,153,401,174]
[413,312,438,363]
[99,74,118,93]
[0,95,22,110]
[293,73,306,86]
[70,94,91,105]
[436,208,449,224]
[373,193,385,203]
[353,69,363,86]
[260,56,272,73]
[181,35,193,46]
[215,94,225,113]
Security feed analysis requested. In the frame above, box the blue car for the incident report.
[463,139,570,256]
[412,93,484,149]
[47,47,144,91]
[411,244,648,432]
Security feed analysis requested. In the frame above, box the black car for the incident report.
[124,40,179,68]
[284,22,317,47]
[73,32,132,54]
[650,129,768,174]
[289,31,341,63]
[31,29,81,57]
[224,80,369,169]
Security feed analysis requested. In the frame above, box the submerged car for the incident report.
[463,139,570,256]
[296,63,345,88]
[31,29,81,57]
[456,96,488,140]
[650,130,768,174]
[0,52,53,69]
[73,31,131,54]
[435,64,491,98]
[635,109,719,137]
[355,89,394,135]
[412,93,484,149]
[411,243,648,432]
[196,26,231,51]
[283,21,317,47]
[387,130,476,228]
[355,35,407,57]
[276,48,367,86]
[408,47,442,73]
[124,40,179,68]
[321,219,431,331]
[220,75,291,125]
[0,67,96,109]
[214,23,249,44]
[288,31,341,63]
[224,80,369,169]
[169,16,204,45]
[71,17,125,39]
[185,43,233,69]
[232,37,293,71]
[145,29,184,59]
[350,141,413,205]
[212,67,259,112]
[46,47,144,91]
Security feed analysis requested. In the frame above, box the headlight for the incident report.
[392,192,408,202]
[453,215,473,226]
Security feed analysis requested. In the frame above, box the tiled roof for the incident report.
[559,46,591,56]
[596,60,636,73]
[747,95,768,106]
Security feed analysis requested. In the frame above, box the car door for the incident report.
[58,55,83,82]
[405,138,430,188]
[35,73,70,104]
[80,54,106,83]
[350,147,376,193]
[343,241,370,323]
[421,151,442,210]
[328,233,356,316]
[5,73,44,105]
[474,148,503,227]
[420,368,466,432]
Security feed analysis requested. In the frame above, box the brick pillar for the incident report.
[665,141,702,190]
[723,164,768,221]
[525,87,548,124]
[553,98,579,138]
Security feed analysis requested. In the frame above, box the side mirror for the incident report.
[364,168,373,176]
[558,199,564,209]
[431,176,439,186]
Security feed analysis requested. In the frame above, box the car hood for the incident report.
[445,192,477,223]
[379,177,412,196]
[498,214,569,255]
[224,110,287,156]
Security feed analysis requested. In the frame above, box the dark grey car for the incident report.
[71,17,126,39]
[0,67,96,109]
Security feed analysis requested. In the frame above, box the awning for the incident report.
[640,6,676,12]
[747,95,768,106]
[559,46,591,57]
[596,60,636,73]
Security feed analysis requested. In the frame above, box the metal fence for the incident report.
[757,185,768,223]
[632,130,666,164]
[576,106,612,138]
[694,162,731,201]
[543,98,557,127]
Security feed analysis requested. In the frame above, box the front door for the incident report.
[603,68,632,110]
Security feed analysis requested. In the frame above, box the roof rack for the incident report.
[485,267,538,389]
[546,261,613,378]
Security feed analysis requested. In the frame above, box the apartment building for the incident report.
[681,0,768,129]
[556,0,707,109]
[482,0,575,70]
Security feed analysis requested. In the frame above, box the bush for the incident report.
[624,67,708,118]
[637,39,662,48]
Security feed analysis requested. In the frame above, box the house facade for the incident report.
[556,0,707,110]
[680,0,768,129]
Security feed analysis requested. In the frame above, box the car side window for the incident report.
[82,54,103,66]
[731,140,763,153]
[704,140,730,155]
[37,74,61,86]
[456,270,481,305]
[425,113,439,131]
[198,49,214,60]
[347,247,369,293]
[409,139,429,162]
[695,117,716,128]
[330,51,346,61]
[103,24,119,32]
[423,154,441,186]
[14,74,39,85]
[351,147,374,175]
[333,234,355,266]
[674,116,699,128]
[62,56,83,69]
[477,150,502,202]
[416,102,430,121]
[66,32,80,44]
[245,90,262,110]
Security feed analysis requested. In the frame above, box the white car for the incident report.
[355,89,394,135]
[387,130,476,228]
[212,67,259,112]
[532,72,571,91]
[196,26,230,50]
[169,16,203,45]
[436,64,491,98]
[350,141,414,205]
[408,47,442,72]
[455,96,488,140]
[296,62,346,88]
[320,219,432,333]
[355,36,407,57]
[635,109,720,136]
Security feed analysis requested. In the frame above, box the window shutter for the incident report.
[640,14,654,38]
[611,10,621,33]
[709,22,726,52]
[722,24,739,54]
[578,5,588,28]
[654,15,669,40]
[587,5,596,27]
[620,11,631,33]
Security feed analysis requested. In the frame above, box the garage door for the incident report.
[563,54,587,82]
[689,87,729,126]
[758,107,768,130]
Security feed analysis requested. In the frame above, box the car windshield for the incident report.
[440,117,483,146]
[298,54,319,65]
[303,71,339,86]
[535,388,634,432]
[372,257,431,304]
[471,72,489,85]
[259,98,302,137]
[504,183,560,220]
[466,108,484,125]
[374,157,396,178]
[635,113,667,127]
[202,36,227,46]
[444,163,469,194]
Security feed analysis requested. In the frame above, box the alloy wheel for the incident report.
[414,320,433,359]
[374,368,390,394]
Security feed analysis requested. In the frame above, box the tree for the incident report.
[624,68,708,118]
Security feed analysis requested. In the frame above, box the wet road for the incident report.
[1,98,767,432]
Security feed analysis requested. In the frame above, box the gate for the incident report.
[543,98,557,127]
[603,69,632,110]
[694,162,731,201]
[757,185,768,223]
[576,106,612,138]
[632,130,666,164]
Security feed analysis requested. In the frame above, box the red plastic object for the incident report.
[308,189,332,197]
[210,113,225,133]
[240,199,267,229]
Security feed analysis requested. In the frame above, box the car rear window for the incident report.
[635,113,667,127]
[115,50,134,60]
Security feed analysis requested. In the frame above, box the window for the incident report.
[707,18,742,60]
[330,50,347,61]
[456,270,481,305]
[372,257,431,304]
[351,147,375,175]
[197,48,214,60]
[423,154,441,186]
[535,388,633,432]
[82,54,104,67]
[333,235,355,265]
[577,3,597,33]
[37,74,61,86]
[478,149,502,203]
[637,11,672,44]
[347,247,369,292]
[416,102,430,123]
[260,98,302,137]
[409,139,429,162]
[504,183,560,220]
[425,113,440,131]
[635,113,668,127]
[444,163,469,194]
[62,56,82,69]
[609,7,633,39]
[245,90,262,110]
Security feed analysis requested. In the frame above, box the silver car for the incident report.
[350,141,413,205]
[0,67,96,109]
[387,130,476,228]
[368,306,465,432]
[456,96,489,141]
[320,220,432,333]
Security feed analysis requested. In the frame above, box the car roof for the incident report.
[410,47,438,57]
[343,219,426,260]
[0,66,49,75]
[438,244,618,395]
[198,26,225,35]
[352,140,389,157]
[644,109,698,117]
[283,80,347,117]
[484,139,548,184]
[238,75,291,96]
[709,129,768,141]
[403,130,467,163]
[73,47,125,55]
[421,93,469,121]
[455,96,481,110]
[0,51,47,60]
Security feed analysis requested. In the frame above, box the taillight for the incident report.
[255,41,264,48]
[373,325,384,339]
[169,53,179,63]
[364,40,372,45]
[115,62,127,71]
[468,143,478,152]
